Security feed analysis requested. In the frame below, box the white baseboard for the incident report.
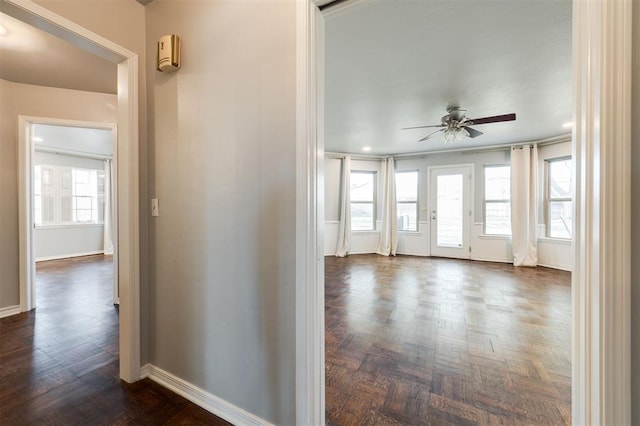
[537,262,572,272]
[36,250,104,262]
[0,305,21,318]
[471,256,513,264]
[140,364,273,426]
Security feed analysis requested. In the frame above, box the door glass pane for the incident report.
[437,174,463,247]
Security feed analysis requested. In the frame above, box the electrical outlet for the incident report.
[151,198,159,217]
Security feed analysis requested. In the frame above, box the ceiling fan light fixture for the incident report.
[442,127,468,143]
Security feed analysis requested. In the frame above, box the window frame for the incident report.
[395,169,419,232]
[34,164,105,227]
[349,170,377,232]
[483,164,511,236]
[545,156,572,239]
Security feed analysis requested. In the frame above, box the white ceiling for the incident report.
[324,0,573,154]
[0,12,117,94]
[33,124,114,157]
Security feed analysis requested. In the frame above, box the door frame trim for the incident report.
[296,0,632,424]
[4,0,141,384]
[427,164,474,259]
[18,116,119,310]
[571,0,631,423]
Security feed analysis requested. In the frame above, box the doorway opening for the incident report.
[24,120,118,309]
[298,0,632,423]
[318,0,575,424]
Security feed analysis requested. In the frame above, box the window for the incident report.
[350,171,376,231]
[34,164,105,226]
[484,165,511,235]
[396,170,418,231]
[546,157,572,239]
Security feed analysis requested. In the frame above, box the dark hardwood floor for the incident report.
[325,254,571,425]
[0,255,229,425]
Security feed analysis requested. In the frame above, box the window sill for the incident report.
[399,231,421,236]
[538,237,572,245]
[352,230,379,235]
[36,223,105,230]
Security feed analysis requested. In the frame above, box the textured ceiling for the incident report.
[0,12,117,94]
[324,0,573,154]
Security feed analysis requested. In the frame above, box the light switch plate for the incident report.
[151,198,159,217]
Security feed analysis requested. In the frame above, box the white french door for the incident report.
[429,165,472,259]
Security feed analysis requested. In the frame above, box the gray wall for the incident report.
[0,79,19,308]
[146,1,296,424]
[0,80,117,309]
[632,1,640,420]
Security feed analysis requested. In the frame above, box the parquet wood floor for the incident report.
[0,255,229,425]
[325,254,571,425]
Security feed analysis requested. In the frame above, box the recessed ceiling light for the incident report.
[562,121,573,128]
[33,137,43,142]
[362,146,371,152]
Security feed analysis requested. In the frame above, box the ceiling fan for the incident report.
[402,107,516,143]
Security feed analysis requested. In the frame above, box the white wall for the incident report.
[146,1,296,424]
[325,158,382,254]
[36,226,104,261]
[0,79,117,309]
[324,143,573,270]
[33,152,106,261]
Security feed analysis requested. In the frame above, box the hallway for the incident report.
[0,255,228,425]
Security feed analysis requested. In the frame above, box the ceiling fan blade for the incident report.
[402,124,445,130]
[419,128,444,142]
[468,113,516,125]
[463,126,483,138]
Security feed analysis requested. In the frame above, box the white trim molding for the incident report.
[36,251,105,263]
[141,364,273,426]
[296,1,325,425]
[0,305,21,318]
[572,0,632,424]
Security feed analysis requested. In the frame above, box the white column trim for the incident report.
[572,0,632,424]
[296,1,325,425]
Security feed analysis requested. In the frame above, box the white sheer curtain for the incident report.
[103,159,114,256]
[377,156,397,256]
[335,156,351,257]
[510,144,538,266]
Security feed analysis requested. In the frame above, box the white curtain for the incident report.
[335,156,351,257]
[103,159,114,256]
[510,145,538,266]
[377,156,398,256]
